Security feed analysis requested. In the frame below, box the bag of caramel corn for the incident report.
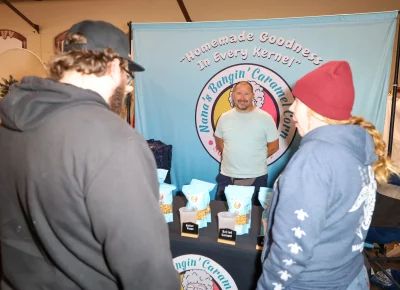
[159,183,176,223]
[189,179,215,223]
[182,184,210,229]
[157,169,175,223]
[225,185,254,235]
[258,187,274,236]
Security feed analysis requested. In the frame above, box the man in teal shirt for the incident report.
[214,81,279,205]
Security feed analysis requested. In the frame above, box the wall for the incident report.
[0,0,185,63]
[0,0,399,84]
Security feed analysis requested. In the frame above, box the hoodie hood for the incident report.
[301,124,377,166]
[0,76,108,131]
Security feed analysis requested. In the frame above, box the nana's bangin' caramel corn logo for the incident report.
[195,63,296,165]
[174,254,238,290]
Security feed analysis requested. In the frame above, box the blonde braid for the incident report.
[310,112,399,184]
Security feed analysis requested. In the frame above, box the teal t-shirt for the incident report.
[215,108,278,178]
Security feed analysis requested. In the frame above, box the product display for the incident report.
[225,185,255,235]
[182,184,211,228]
[160,183,176,223]
[157,169,176,223]
[189,179,216,223]
[258,187,274,236]
[169,196,264,290]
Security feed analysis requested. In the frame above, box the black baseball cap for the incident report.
[63,20,144,72]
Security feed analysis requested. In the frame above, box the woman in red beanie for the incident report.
[257,61,399,290]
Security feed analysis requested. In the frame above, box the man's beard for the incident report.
[108,80,126,115]
[236,100,251,111]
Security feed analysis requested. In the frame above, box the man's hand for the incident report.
[267,139,279,157]
[215,135,224,153]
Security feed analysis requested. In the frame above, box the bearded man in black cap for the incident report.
[0,20,180,290]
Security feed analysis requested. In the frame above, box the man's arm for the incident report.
[263,114,279,158]
[267,139,279,157]
[214,116,224,153]
[215,135,224,152]
[85,138,180,290]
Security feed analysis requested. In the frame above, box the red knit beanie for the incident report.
[292,61,355,120]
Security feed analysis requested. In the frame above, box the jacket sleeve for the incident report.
[85,138,180,290]
[257,151,330,290]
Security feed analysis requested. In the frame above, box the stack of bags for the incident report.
[182,179,215,229]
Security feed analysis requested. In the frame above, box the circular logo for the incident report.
[173,254,238,290]
[190,196,198,203]
[233,202,241,210]
[195,63,296,165]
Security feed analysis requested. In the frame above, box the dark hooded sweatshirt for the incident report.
[0,77,180,290]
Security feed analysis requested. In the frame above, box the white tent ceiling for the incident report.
[3,0,400,23]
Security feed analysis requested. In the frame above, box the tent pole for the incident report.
[176,0,192,22]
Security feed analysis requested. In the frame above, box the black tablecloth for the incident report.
[168,196,264,290]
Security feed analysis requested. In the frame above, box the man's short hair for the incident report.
[233,81,254,92]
